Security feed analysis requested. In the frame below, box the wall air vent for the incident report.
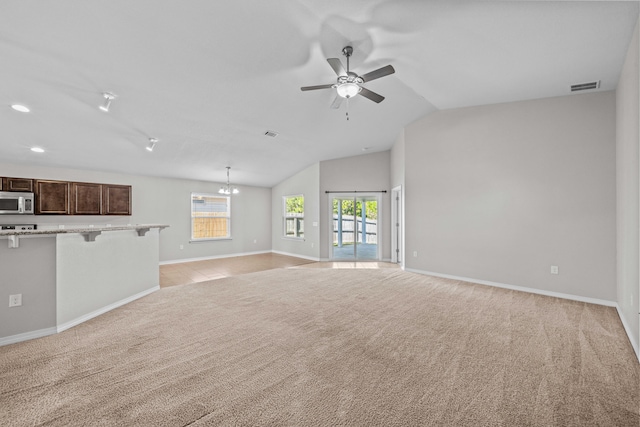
[570,81,600,92]
[264,130,278,138]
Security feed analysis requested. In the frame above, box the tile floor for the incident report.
[159,253,400,287]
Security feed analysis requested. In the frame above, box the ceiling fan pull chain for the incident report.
[346,98,350,121]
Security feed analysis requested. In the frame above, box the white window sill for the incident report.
[189,238,232,243]
[281,236,305,242]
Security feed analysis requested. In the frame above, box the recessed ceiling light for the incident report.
[11,104,30,113]
[30,147,44,153]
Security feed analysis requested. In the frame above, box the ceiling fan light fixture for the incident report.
[336,82,361,99]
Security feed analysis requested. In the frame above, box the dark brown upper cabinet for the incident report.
[71,182,103,215]
[103,184,131,215]
[2,177,34,192]
[34,180,71,215]
[3,176,131,216]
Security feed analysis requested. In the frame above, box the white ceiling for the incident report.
[0,1,637,187]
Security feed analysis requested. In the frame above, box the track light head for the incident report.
[99,92,116,112]
[146,138,158,152]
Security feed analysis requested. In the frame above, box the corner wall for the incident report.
[271,163,320,259]
[616,15,640,359]
[404,92,617,302]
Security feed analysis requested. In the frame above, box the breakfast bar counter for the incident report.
[0,224,169,345]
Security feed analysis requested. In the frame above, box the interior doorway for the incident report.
[330,193,381,260]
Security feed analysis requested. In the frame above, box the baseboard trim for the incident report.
[160,250,272,265]
[404,268,617,307]
[56,286,160,333]
[614,305,640,363]
[0,327,57,347]
[271,250,320,262]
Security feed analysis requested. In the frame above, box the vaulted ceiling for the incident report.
[1,1,637,187]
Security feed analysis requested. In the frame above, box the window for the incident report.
[283,195,304,238]
[191,193,230,240]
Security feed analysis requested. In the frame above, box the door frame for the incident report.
[328,192,382,261]
[391,186,403,265]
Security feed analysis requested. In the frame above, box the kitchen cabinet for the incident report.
[1,177,34,192]
[34,180,71,215]
[103,184,131,215]
[3,176,131,216]
[71,182,103,215]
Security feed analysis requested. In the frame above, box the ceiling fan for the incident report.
[301,46,395,109]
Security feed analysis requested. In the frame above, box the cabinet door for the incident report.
[72,182,103,215]
[35,180,71,214]
[2,177,34,192]
[103,184,131,215]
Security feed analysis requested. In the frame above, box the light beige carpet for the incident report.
[1,268,638,426]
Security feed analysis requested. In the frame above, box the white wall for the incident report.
[319,151,391,260]
[616,16,640,358]
[390,129,405,190]
[0,162,272,262]
[271,163,320,260]
[56,229,159,328]
[404,92,617,302]
[0,236,56,340]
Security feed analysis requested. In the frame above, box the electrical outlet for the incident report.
[550,265,559,275]
[311,242,314,248]
[179,244,184,250]
[9,294,22,307]
[413,251,418,257]
[253,239,257,244]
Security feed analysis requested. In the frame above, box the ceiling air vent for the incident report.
[570,81,600,92]
[264,130,278,138]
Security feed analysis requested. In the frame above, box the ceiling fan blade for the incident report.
[330,95,343,109]
[327,58,347,77]
[301,84,334,91]
[360,65,395,82]
[359,87,385,103]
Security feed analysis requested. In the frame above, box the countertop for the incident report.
[0,224,169,237]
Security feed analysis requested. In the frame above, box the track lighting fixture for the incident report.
[99,92,116,112]
[219,166,239,195]
[146,138,158,152]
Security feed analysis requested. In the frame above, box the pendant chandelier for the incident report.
[219,166,239,195]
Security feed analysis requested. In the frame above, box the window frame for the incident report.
[283,194,304,240]
[190,192,231,242]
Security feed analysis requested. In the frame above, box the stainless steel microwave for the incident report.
[0,191,34,215]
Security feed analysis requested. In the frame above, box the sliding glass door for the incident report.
[330,193,380,260]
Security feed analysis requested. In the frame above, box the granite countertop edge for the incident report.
[0,224,170,237]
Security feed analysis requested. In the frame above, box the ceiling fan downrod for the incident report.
[342,45,353,73]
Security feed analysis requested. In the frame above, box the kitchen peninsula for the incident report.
[0,224,168,345]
